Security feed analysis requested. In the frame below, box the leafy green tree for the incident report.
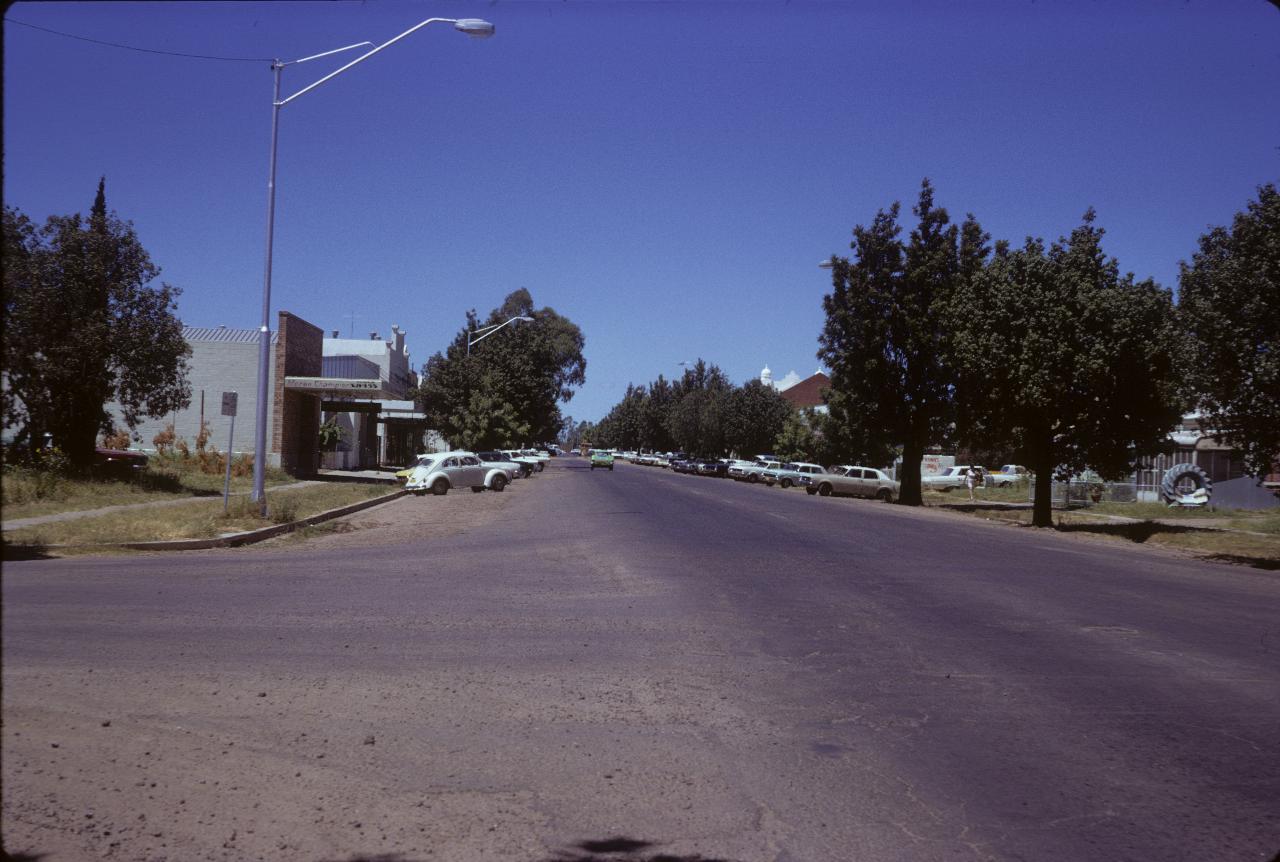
[818,180,979,504]
[950,211,1182,526]
[595,383,649,451]
[773,409,820,462]
[642,376,676,453]
[2,180,190,467]
[725,379,793,457]
[667,359,733,455]
[592,370,791,458]
[1179,183,1280,479]
[563,418,594,451]
[415,289,585,450]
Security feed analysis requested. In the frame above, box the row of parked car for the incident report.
[605,451,903,502]
[921,464,1031,490]
[395,448,555,496]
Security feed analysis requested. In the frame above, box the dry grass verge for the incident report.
[2,457,295,520]
[971,507,1280,569]
[3,483,394,554]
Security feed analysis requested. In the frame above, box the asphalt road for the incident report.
[3,458,1278,861]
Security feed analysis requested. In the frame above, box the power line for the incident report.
[7,18,275,63]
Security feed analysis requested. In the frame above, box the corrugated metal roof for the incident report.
[184,326,278,344]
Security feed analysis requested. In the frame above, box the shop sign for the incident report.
[286,377,381,393]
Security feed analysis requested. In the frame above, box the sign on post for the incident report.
[222,392,237,512]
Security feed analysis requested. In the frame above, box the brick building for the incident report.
[118,311,351,476]
[272,312,324,476]
[760,365,831,414]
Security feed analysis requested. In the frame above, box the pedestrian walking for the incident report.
[966,466,982,502]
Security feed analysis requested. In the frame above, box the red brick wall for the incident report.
[272,311,323,477]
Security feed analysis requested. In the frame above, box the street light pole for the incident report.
[251,18,495,513]
[466,316,534,355]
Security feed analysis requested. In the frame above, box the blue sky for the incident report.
[5,1,1278,423]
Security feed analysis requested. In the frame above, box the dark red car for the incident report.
[94,447,148,477]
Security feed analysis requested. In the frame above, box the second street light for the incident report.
[251,17,495,513]
[467,316,534,355]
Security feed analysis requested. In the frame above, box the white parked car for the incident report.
[503,450,544,473]
[989,464,1031,486]
[738,459,782,483]
[475,451,524,480]
[405,451,509,495]
[922,465,978,491]
[803,466,899,501]
[765,462,827,488]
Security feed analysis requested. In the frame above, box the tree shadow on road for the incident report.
[2,539,54,561]
[2,849,48,861]
[539,836,740,862]
[320,837,741,862]
[1052,521,1280,570]
[1056,521,1200,543]
[1202,553,1280,571]
[938,501,1032,513]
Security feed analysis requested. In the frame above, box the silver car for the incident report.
[802,465,899,501]
[406,451,509,496]
[765,462,827,489]
[502,450,544,473]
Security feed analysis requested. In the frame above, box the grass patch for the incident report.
[2,457,295,520]
[976,508,1280,569]
[3,483,395,550]
[1087,500,1269,521]
[924,484,1032,505]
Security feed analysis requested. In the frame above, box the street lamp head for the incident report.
[818,258,836,269]
[455,19,496,38]
[517,316,534,322]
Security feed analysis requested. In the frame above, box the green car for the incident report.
[590,450,615,471]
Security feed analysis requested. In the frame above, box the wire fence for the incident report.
[1029,479,1162,508]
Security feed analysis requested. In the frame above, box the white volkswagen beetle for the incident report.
[405,451,509,496]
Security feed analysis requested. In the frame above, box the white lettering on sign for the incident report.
[221,391,238,416]
[286,377,381,392]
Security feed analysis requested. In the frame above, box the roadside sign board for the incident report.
[221,391,238,417]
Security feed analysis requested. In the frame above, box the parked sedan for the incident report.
[475,451,523,480]
[405,451,509,495]
[94,447,148,478]
[740,459,783,484]
[766,462,828,489]
[921,466,977,491]
[502,450,544,473]
[670,454,699,474]
[696,459,729,478]
[803,465,899,501]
